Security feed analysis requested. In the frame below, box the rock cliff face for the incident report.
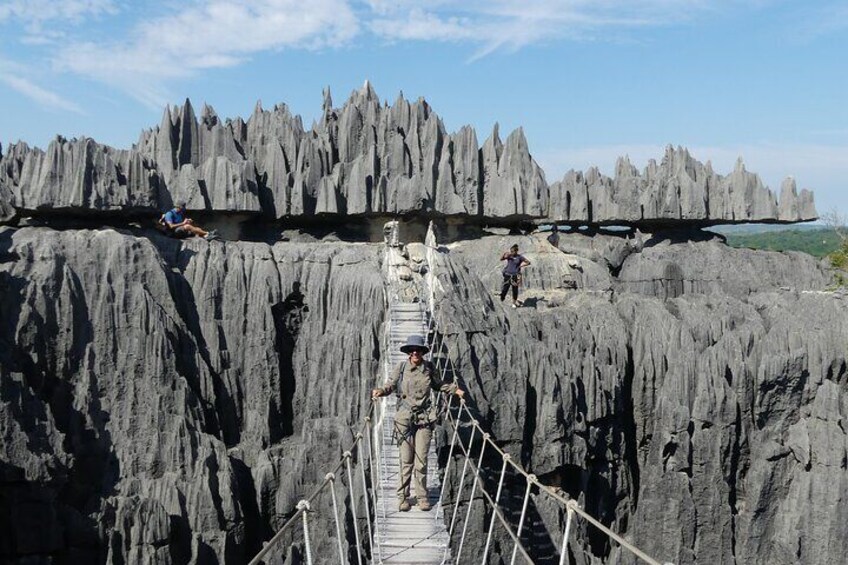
[1,221,845,565]
[0,85,836,564]
[424,231,846,565]
[0,86,815,226]
[0,227,382,563]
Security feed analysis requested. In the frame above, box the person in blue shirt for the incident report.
[160,202,214,239]
[500,243,530,307]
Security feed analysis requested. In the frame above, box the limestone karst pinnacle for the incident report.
[0,85,817,225]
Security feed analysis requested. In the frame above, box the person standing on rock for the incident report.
[160,202,217,240]
[547,224,560,247]
[500,243,530,308]
[371,335,465,512]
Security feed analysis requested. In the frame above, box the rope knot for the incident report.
[342,450,353,459]
[503,453,512,461]
[355,432,363,439]
[296,499,311,512]
[325,472,336,481]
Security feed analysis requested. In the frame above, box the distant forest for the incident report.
[723,227,843,258]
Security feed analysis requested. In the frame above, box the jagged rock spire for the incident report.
[0,85,818,225]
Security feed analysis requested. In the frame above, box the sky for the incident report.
[1,0,846,216]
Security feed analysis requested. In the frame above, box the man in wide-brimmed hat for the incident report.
[372,335,465,512]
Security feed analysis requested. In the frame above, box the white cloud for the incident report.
[1,75,85,114]
[369,8,478,42]
[367,0,727,58]
[53,0,359,106]
[0,0,117,27]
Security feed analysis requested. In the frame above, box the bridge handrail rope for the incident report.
[422,234,672,565]
[441,396,535,565]
[248,401,377,565]
[249,222,668,565]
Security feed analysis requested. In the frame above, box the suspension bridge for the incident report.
[248,225,672,565]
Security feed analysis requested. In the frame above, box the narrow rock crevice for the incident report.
[622,345,641,511]
[270,288,307,439]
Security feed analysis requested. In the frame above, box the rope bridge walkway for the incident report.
[248,228,672,565]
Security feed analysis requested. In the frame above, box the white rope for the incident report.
[447,424,477,539]
[425,279,671,565]
[440,335,451,382]
[558,506,574,565]
[481,455,511,564]
[326,473,347,565]
[364,418,382,562]
[296,500,313,565]
[344,452,364,565]
[427,326,439,358]
[509,475,535,565]
[248,402,376,565]
[455,432,489,563]
[376,402,388,522]
[356,434,376,561]
[442,403,534,565]
[434,394,459,523]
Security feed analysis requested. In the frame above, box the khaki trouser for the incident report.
[396,420,432,501]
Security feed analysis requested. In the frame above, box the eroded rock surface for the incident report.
[1,218,845,564]
[0,227,383,563]
[424,231,846,565]
[0,87,816,226]
[548,148,817,225]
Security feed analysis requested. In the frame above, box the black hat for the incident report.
[400,335,429,354]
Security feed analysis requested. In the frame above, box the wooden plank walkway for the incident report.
[374,301,451,564]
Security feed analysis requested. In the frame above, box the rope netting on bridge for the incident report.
[423,301,670,565]
[247,400,379,565]
[248,230,671,564]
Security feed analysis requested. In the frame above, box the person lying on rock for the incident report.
[160,202,217,240]
[371,335,465,512]
[500,243,530,308]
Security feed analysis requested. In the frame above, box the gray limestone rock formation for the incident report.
[424,231,846,565]
[1,137,160,214]
[1,222,846,564]
[0,85,836,565]
[549,147,817,225]
[1,86,549,223]
[0,88,817,226]
[0,182,14,224]
[0,227,383,563]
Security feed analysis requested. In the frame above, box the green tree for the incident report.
[822,209,848,287]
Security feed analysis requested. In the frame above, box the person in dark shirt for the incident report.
[547,224,560,247]
[160,202,215,239]
[500,243,530,308]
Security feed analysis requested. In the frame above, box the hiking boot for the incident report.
[418,499,431,511]
[398,500,411,512]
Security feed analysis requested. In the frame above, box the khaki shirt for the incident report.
[380,359,457,425]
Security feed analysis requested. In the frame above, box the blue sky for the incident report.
[1,0,846,216]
